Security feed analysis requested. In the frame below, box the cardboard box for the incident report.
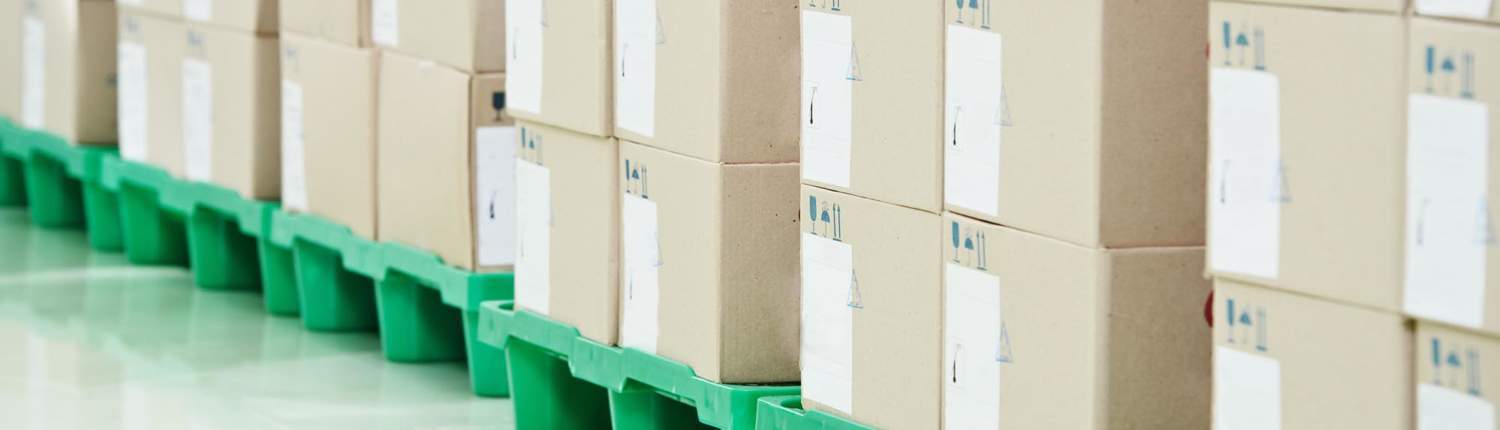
[1207,2,1406,312]
[939,212,1210,429]
[280,0,369,47]
[513,120,620,345]
[377,52,512,272]
[503,0,610,137]
[1414,321,1500,429]
[1226,0,1406,13]
[181,0,277,34]
[0,0,20,120]
[279,33,377,237]
[940,0,1207,248]
[1404,18,1500,335]
[1213,279,1411,430]
[1414,0,1500,25]
[612,0,799,164]
[370,0,504,73]
[20,0,117,145]
[797,186,941,429]
[182,24,280,199]
[117,10,185,175]
[798,2,942,212]
[118,0,182,20]
[616,140,800,383]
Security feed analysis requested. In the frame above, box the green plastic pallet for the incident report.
[753,396,872,430]
[1,124,123,251]
[477,301,800,430]
[0,119,28,206]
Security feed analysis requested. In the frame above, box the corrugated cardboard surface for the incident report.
[617,140,800,383]
[185,0,277,34]
[0,0,17,120]
[1223,0,1407,14]
[614,0,800,164]
[799,3,942,213]
[280,0,368,47]
[377,52,508,271]
[118,0,182,20]
[31,0,118,145]
[119,10,186,177]
[282,33,376,238]
[798,186,941,430]
[517,120,620,345]
[1207,2,1406,312]
[1213,280,1411,429]
[186,24,280,200]
[1414,321,1500,423]
[943,0,1207,248]
[940,213,1210,429]
[380,0,504,73]
[505,0,611,138]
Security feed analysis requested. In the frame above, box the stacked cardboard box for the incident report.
[0,0,17,121]
[279,1,378,238]
[1207,0,1414,428]
[374,0,509,272]
[611,0,802,384]
[12,0,118,146]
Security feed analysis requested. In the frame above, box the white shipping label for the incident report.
[372,0,399,47]
[944,25,1004,217]
[1420,383,1497,430]
[1405,94,1492,329]
[281,80,308,211]
[799,11,853,188]
[1209,68,1282,279]
[801,233,855,414]
[182,59,214,182]
[614,0,656,137]
[1416,0,1495,19]
[21,15,45,129]
[1213,347,1282,430]
[118,42,149,162]
[119,0,143,5]
[506,0,545,115]
[943,263,1002,430]
[476,126,520,267]
[620,193,661,353]
[514,159,552,315]
[184,0,212,22]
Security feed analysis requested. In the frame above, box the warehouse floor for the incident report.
[0,208,516,429]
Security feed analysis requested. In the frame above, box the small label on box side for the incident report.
[281,80,308,211]
[118,42,149,162]
[184,0,212,22]
[182,58,214,182]
[21,15,45,129]
[1405,94,1491,329]
[943,262,1002,430]
[1213,346,1282,430]
[802,232,854,414]
[514,158,551,314]
[620,192,661,353]
[615,0,656,137]
[476,126,519,267]
[1417,0,1495,20]
[1420,383,1496,430]
[1208,68,1282,280]
[506,0,545,115]
[372,0,399,47]
[943,25,1004,217]
[799,11,853,188]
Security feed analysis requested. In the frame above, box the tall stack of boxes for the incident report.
[116,2,183,174]
[14,0,117,147]
[1206,0,1412,428]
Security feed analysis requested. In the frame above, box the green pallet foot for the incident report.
[294,241,377,331]
[81,181,123,251]
[0,154,26,206]
[752,396,871,430]
[375,273,465,362]
[506,340,613,429]
[610,387,716,429]
[257,240,299,316]
[187,207,262,290]
[23,154,84,228]
[118,183,189,266]
[463,310,510,397]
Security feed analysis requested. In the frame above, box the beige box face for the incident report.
[612,0,800,164]
[375,0,504,73]
[280,34,376,238]
[1206,3,1406,312]
[798,3,942,212]
[280,0,368,47]
[1231,0,1407,13]
[940,213,1210,429]
[1213,280,1411,430]
[378,52,510,271]
[504,0,611,137]
[1414,322,1500,429]
[119,11,186,177]
[513,120,620,345]
[118,0,183,20]
[797,186,941,429]
[25,0,118,144]
[0,0,18,120]
[185,24,280,199]
[942,0,1208,248]
[616,140,800,383]
[184,0,278,34]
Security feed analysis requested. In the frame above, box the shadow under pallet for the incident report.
[476,301,802,430]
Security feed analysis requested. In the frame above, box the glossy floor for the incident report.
[0,208,516,429]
